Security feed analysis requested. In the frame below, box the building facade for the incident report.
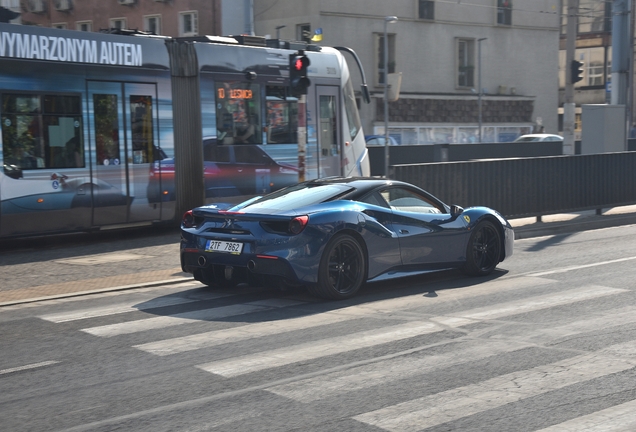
[18,0,222,37]
[255,0,561,144]
[558,0,635,139]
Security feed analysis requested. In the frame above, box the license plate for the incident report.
[205,240,243,254]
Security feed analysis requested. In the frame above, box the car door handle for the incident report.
[399,229,409,234]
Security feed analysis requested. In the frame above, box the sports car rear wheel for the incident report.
[463,220,501,276]
[312,233,366,300]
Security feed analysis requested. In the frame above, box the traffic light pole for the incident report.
[298,94,306,183]
[563,0,579,156]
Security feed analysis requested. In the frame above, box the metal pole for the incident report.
[563,0,579,155]
[478,38,486,143]
[298,94,306,183]
[383,16,397,178]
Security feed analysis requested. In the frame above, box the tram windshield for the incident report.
[215,81,261,145]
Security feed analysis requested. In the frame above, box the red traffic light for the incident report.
[293,55,310,71]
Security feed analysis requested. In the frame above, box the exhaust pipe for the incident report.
[247,260,256,271]
[198,256,207,266]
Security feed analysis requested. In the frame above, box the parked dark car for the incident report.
[181,177,514,300]
[365,135,399,146]
[148,138,299,203]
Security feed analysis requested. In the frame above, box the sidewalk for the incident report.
[2,205,636,307]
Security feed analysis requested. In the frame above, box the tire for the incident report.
[463,220,502,276]
[312,233,366,300]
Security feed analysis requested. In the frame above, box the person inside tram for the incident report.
[234,113,257,144]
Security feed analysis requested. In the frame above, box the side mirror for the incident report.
[3,164,23,179]
[450,204,464,216]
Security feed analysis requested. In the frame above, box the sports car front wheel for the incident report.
[311,233,366,300]
[463,220,502,276]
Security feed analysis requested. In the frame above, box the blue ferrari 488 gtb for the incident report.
[180,177,514,300]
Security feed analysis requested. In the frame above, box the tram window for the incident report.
[94,94,121,166]
[130,95,154,164]
[215,81,261,145]
[343,78,362,142]
[266,86,297,144]
[2,93,84,171]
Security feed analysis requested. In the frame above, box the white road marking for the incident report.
[134,308,370,356]
[80,301,292,337]
[525,256,636,277]
[535,399,636,432]
[54,253,155,266]
[435,285,626,322]
[353,341,636,432]
[266,339,533,402]
[134,276,557,356]
[196,321,443,377]
[39,295,208,323]
[0,360,61,375]
[266,289,633,403]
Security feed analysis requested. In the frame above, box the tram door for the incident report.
[87,82,160,226]
[315,86,341,177]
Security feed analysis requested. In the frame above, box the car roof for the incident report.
[303,176,416,195]
[515,134,563,140]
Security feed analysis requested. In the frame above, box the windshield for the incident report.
[231,183,353,213]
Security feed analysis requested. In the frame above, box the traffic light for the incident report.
[289,52,310,97]
[570,59,584,84]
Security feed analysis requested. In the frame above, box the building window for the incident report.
[497,0,512,25]
[297,23,311,43]
[578,0,610,33]
[457,39,475,88]
[376,33,396,86]
[110,18,126,30]
[559,47,610,89]
[52,23,67,30]
[76,21,92,32]
[418,0,435,20]
[179,11,198,36]
[144,15,161,35]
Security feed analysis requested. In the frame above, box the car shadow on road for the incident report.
[131,268,510,324]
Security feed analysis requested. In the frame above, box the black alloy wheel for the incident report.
[312,233,366,300]
[463,220,502,276]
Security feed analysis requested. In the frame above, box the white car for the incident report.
[514,134,563,142]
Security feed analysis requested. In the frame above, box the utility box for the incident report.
[581,104,626,154]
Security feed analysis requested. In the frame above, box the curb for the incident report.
[512,213,636,240]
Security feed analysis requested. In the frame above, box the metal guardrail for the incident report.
[392,151,636,218]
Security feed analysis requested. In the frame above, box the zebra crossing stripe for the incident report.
[534,398,636,431]
[134,308,370,356]
[266,339,533,402]
[353,341,636,432]
[267,302,636,403]
[0,360,61,375]
[437,285,626,322]
[81,302,281,337]
[192,285,625,378]
[196,321,443,377]
[39,295,202,323]
[133,276,556,356]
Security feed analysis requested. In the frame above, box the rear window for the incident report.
[232,183,353,213]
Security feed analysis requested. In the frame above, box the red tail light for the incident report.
[288,215,309,235]
[182,210,195,228]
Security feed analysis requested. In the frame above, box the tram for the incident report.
[0,24,370,238]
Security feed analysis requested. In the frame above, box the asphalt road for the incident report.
[1,223,636,431]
